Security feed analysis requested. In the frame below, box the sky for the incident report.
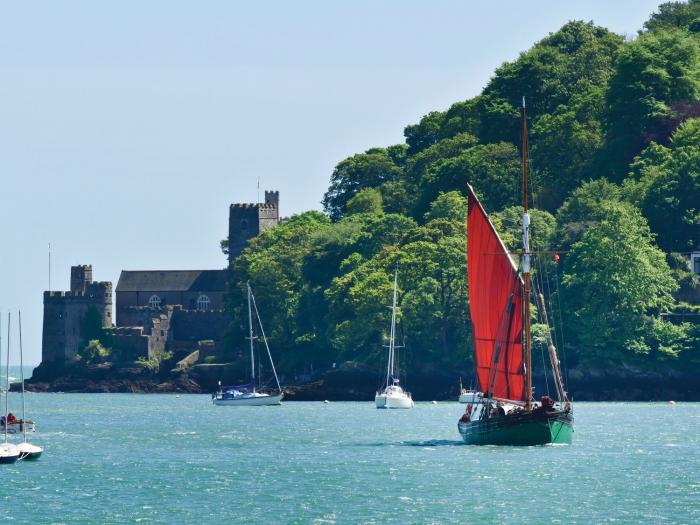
[0,0,666,365]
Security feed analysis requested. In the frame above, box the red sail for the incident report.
[467,185,526,402]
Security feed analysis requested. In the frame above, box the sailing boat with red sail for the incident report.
[458,99,573,446]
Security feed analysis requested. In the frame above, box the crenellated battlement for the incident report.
[230,202,278,209]
[44,281,112,301]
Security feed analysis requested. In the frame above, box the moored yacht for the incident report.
[0,443,19,464]
[375,270,413,409]
[212,282,283,407]
[16,311,43,460]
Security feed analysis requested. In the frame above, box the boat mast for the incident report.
[521,97,533,411]
[249,289,282,393]
[4,312,10,443]
[19,311,27,443]
[247,282,256,392]
[386,270,398,385]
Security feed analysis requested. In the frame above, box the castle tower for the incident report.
[228,190,280,263]
[42,265,112,366]
[265,190,280,209]
[70,264,93,293]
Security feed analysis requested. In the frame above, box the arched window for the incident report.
[240,219,248,231]
[197,294,211,311]
[148,295,161,308]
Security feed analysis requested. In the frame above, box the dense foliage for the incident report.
[224,7,700,382]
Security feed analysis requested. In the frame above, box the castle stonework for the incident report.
[42,265,113,365]
[228,190,280,262]
[39,191,281,372]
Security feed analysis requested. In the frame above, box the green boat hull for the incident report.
[458,409,573,446]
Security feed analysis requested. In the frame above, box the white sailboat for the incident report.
[375,271,414,409]
[212,282,283,406]
[458,378,476,403]
[16,311,42,460]
[0,313,19,464]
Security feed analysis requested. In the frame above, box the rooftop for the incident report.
[116,270,227,292]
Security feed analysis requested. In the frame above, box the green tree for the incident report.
[554,179,622,249]
[345,188,383,215]
[478,21,622,143]
[423,191,467,223]
[531,87,606,211]
[416,142,521,216]
[229,212,332,368]
[562,201,678,359]
[78,340,111,365]
[322,147,403,220]
[642,119,700,252]
[602,29,700,179]
[644,0,700,32]
[403,99,481,155]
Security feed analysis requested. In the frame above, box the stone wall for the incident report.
[111,327,149,361]
[171,309,230,344]
[116,290,224,325]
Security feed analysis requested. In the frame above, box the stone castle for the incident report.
[40,192,281,366]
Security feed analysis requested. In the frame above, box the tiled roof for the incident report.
[116,270,227,292]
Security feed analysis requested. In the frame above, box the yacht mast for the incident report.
[19,311,27,442]
[386,270,399,384]
[247,282,256,392]
[4,312,10,443]
[521,97,533,411]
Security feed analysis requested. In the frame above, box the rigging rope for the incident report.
[249,289,282,392]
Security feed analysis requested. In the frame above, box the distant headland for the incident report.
[26,14,700,400]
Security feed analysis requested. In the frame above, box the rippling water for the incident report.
[1,395,698,524]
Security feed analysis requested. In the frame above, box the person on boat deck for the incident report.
[490,402,506,417]
[7,413,16,424]
[539,396,555,411]
[0,415,4,426]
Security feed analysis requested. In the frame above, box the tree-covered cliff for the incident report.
[224,3,700,386]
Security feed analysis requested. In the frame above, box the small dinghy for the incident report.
[0,419,36,434]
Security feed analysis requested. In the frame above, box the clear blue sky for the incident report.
[0,0,665,365]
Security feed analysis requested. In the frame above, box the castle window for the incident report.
[197,294,211,311]
[240,219,248,231]
[148,295,161,308]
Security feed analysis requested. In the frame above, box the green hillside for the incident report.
[224,2,700,384]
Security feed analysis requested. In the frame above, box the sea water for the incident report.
[0,394,698,524]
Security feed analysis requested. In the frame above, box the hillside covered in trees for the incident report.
[223,2,700,397]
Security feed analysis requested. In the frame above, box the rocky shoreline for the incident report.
[18,360,700,401]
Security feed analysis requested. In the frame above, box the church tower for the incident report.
[227,190,280,263]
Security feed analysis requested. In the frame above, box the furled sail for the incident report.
[467,185,526,402]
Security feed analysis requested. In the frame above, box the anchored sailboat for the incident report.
[458,98,573,445]
[375,270,413,409]
[212,282,283,406]
[16,311,43,460]
[0,313,19,464]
